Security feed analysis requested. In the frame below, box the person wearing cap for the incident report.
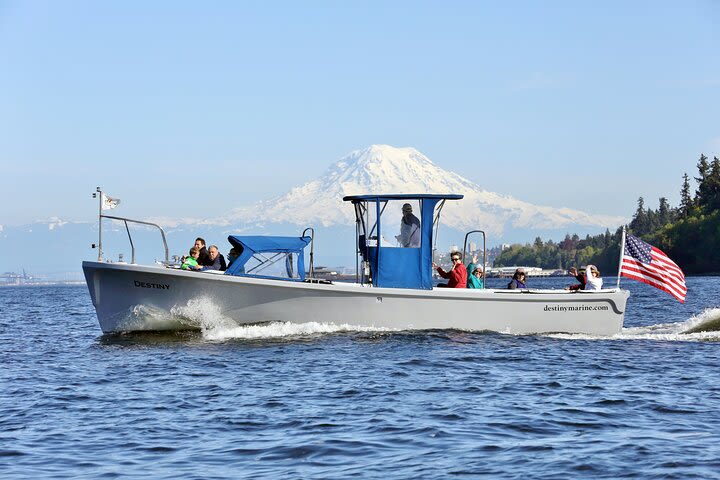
[507,268,527,289]
[466,254,484,289]
[432,251,467,288]
[395,203,421,247]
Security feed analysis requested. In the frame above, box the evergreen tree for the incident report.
[603,229,612,248]
[708,156,720,210]
[646,207,659,232]
[630,196,649,234]
[679,173,692,218]
[658,197,672,226]
[694,154,710,207]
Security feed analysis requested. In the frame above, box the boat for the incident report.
[82,191,630,335]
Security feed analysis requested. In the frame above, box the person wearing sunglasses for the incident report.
[583,264,603,290]
[466,254,484,289]
[432,252,467,288]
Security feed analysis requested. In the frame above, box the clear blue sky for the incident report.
[1,0,719,225]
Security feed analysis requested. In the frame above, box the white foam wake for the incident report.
[548,307,720,341]
[118,304,197,331]
[203,321,392,341]
[168,296,392,341]
[170,296,235,332]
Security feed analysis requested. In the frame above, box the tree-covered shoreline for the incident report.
[494,154,720,275]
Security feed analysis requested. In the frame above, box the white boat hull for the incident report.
[82,261,629,336]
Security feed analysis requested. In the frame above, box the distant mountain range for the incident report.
[0,145,625,277]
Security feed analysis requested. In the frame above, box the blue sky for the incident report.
[1,1,719,226]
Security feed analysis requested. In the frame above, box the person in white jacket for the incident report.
[584,264,603,290]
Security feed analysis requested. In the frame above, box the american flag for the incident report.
[620,233,687,302]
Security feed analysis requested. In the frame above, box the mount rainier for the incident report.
[226,144,623,237]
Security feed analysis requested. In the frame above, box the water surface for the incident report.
[2,277,720,478]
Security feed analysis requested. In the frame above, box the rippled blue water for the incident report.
[2,277,720,479]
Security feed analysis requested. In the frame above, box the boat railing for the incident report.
[98,214,170,264]
[463,230,487,287]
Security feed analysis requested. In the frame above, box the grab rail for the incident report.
[462,230,486,286]
[100,215,169,264]
[302,227,315,278]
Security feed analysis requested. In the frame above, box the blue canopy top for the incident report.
[343,194,463,202]
[225,235,311,280]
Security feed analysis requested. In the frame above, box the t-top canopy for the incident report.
[343,193,464,290]
[343,194,463,202]
[225,235,311,281]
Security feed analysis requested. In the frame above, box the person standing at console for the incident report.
[395,203,421,247]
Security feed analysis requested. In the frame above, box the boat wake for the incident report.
[202,321,393,341]
[170,297,235,333]
[117,304,198,332]
[682,308,720,334]
[548,307,720,342]
[168,296,392,341]
[122,297,720,343]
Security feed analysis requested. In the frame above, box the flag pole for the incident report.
[615,225,626,289]
[97,186,103,261]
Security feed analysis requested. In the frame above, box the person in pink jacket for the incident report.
[433,252,467,288]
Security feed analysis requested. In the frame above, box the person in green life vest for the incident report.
[466,254,484,289]
[181,246,201,270]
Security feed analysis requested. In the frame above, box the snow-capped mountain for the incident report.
[227,144,624,236]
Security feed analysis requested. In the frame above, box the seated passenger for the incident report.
[466,255,484,289]
[226,247,245,274]
[583,264,603,290]
[194,237,212,266]
[181,247,200,270]
[507,269,527,289]
[227,247,239,267]
[432,251,467,288]
[566,267,586,291]
[201,245,227,271]
[396,203,421,247]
